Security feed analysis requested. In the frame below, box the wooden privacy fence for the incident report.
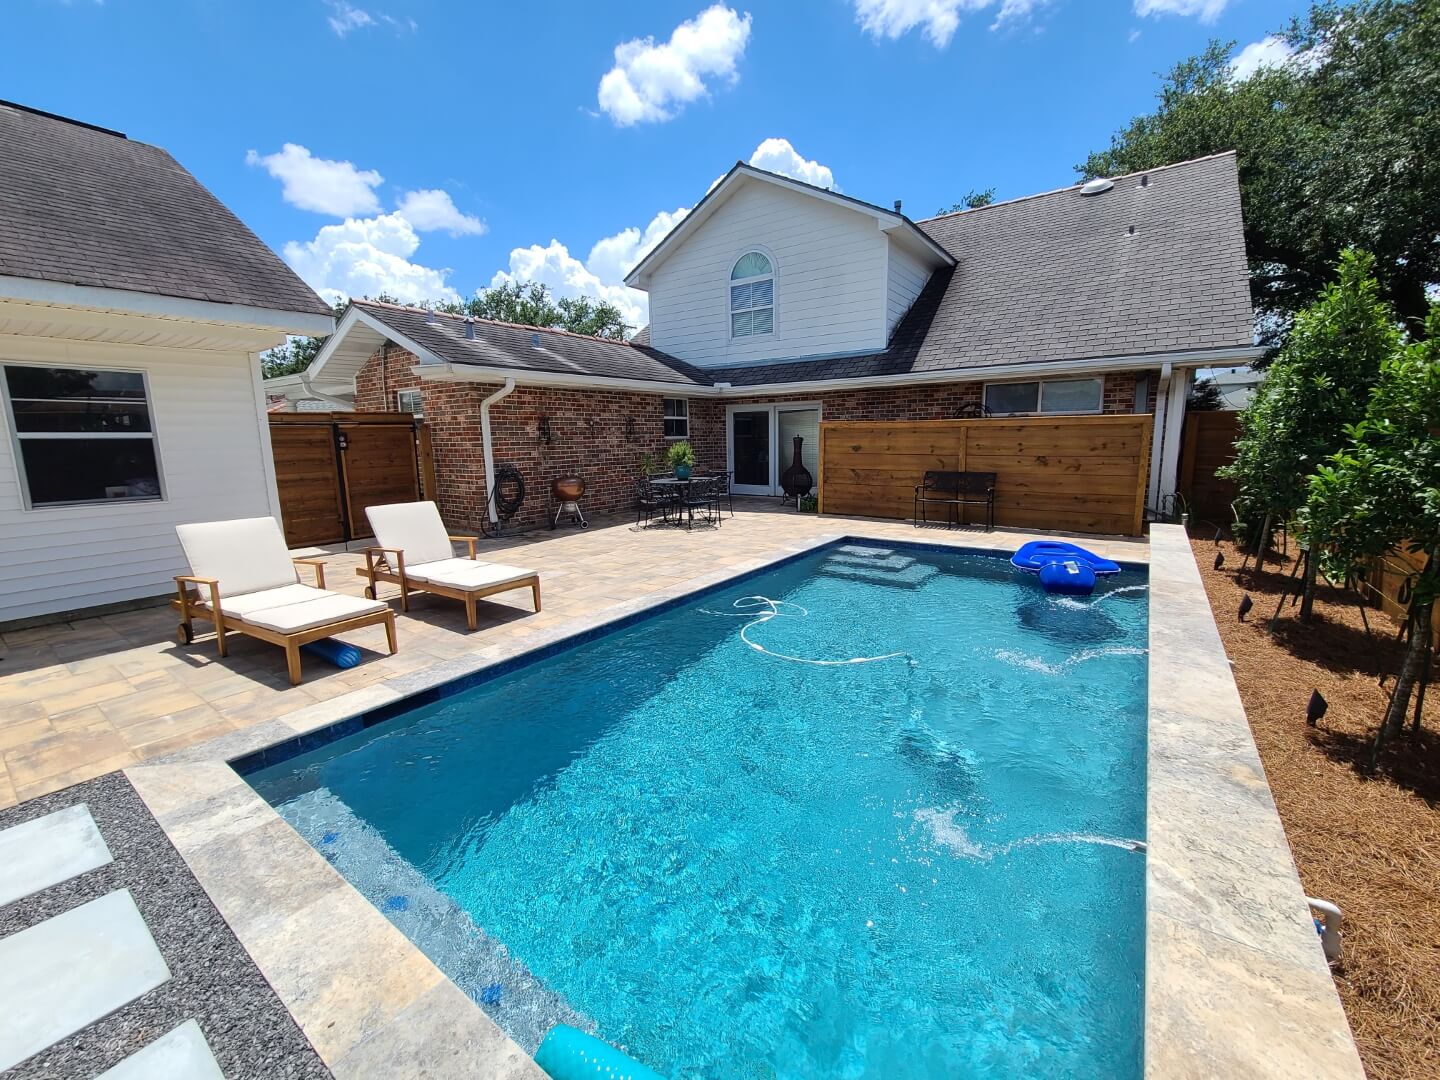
[819,414,1152,536]
[268,413,436,547]
[1178,410,1240,526]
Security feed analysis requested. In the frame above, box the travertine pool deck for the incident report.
[1,508,1362,1077]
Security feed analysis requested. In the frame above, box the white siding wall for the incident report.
[647,182,890,367]
[0,336,279,621]
[886,242,932,337]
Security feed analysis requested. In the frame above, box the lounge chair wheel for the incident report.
[580,520,590,529]
[176,622,193,644]
[363,586,376,600]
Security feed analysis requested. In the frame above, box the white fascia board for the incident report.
[0,275,334,336]
[307,305,448,383]
[625,164,954,289]
[411,345,1263,398]
[413,363,717,397]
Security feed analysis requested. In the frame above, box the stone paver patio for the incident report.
[0,501,1145,809]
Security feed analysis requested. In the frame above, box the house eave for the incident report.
[0,275,334,337]
[408,344,1264,398]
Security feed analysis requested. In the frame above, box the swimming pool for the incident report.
[242,540,1149,1078]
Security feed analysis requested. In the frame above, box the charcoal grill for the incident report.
[550,476,589,530]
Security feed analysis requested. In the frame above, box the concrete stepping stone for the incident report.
[0,803,113,908]
[99,1020,223,1080]
[0,889,170,1072]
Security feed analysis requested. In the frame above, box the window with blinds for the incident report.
[730,251,774,339]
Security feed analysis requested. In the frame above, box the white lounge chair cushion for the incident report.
[405,558,536,591]
[365,501,456,567]
[176,517,299,597]
[199,583,327,619]
[241,592,388,634]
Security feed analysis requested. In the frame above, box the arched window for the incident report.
[730,251,774,338]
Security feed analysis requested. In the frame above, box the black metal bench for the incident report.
[913,470,997,530]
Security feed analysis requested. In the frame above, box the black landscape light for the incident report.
[1214,550,1226,571]
[1307,689,1328,727]
[1238,594,1254,621]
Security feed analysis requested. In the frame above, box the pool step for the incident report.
[817,559,939,589]
[826,552,917,571]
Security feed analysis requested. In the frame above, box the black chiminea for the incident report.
[780,435,813,504]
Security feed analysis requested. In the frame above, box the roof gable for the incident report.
[624,162,953,290]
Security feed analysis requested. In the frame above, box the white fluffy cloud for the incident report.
[283,213,456,306]
[487,139,836,331]
[597,5,752,125]
[395,189,487,236]
[325,1,374,36]
[1229,35,1294,80]
[246,143,383,217]
[1132,0,1229,22]
[852,0,1045,48]
[748,138,836,189]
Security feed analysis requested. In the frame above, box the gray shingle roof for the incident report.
[352,301,712,387]
[707,153,1254,387]
[0,101,331,317]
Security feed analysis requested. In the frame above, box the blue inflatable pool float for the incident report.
[300,638,362,669]
[1011,541,1119,596]
[535,1026,666,1080]
[1039,559,1097,596]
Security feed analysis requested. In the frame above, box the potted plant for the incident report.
[638,452,660,478]
[665,440,696,480]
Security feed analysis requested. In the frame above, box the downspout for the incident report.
[1145,362,1172,518]
[480,377,516,524]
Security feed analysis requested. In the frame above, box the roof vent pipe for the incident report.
[893,199,902,213]
[531,332,541,348]
[1080,178,1115,196]
[425,308,435,323]
[465,318,476,340]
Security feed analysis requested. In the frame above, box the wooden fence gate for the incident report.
[819,414,1152,536]
[1177,410,1240,527]
[268,413,435,547]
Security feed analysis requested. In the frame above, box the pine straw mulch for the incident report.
[1191,537,1440,1080]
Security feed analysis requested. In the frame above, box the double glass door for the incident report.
[727,404,821,496]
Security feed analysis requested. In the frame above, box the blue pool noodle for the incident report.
[300,638,362,669]
[534,1026,667,1080]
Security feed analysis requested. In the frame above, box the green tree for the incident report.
[1219,250,1399,611]
[1080,1,1440,341]
[1187,377,1224,411]
[432,281,629,339]
[260,298,347,378]
[935,188,996,215]
[1301,308,1440,760]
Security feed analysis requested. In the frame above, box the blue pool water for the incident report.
[244,542,1149,1078]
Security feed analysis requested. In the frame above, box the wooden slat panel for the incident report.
[269,424,345,546]
[338,423,419,538]
[1177,411,1240,524]
[819,414,1151,535]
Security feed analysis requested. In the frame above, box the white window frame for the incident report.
[663,397,689,439]
[982,377,1104,417]
[1,360,167,511]
[725,400,824,496]
[729,249,775,341]
[395,388,424,416]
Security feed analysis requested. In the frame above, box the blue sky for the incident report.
[9,0,1300,327]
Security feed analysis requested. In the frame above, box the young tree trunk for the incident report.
[1298,546,1320,624]
[1252,510,1273,579]
[1372,587,1435,767]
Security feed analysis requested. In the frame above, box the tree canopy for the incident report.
[1080,0,1440,342]
[935,188,996,215]
[1221,249,1399,526]
[1302,305,1440,749]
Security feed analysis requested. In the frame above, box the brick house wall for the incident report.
[354,344,1152,531]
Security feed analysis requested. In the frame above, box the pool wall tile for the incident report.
[1144,525,1362,1079]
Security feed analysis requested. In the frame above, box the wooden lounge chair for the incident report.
[173,516,396,685]
[358,501,541,630]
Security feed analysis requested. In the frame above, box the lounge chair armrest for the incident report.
[448,534,480,560]
[291,558,327,589]
[174,575,223,619]
[362,546,407,576]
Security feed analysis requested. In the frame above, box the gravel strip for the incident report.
[0,772,331,1079]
